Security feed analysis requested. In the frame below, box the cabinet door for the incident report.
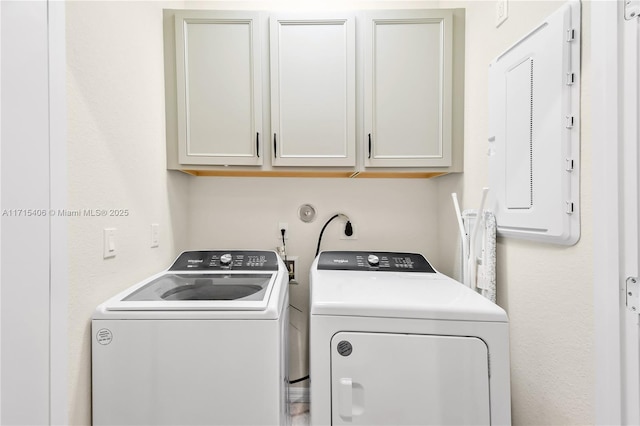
[270,14,355,167]
[175,11,263,166]
[364,10,453,168]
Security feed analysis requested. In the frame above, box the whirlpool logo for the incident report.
[332,259,349,264]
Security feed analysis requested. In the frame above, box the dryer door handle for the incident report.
[338,378,353,420]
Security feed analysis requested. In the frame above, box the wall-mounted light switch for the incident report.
[496,0,508,27]
[103,228,117,258]
[151,224,160,248]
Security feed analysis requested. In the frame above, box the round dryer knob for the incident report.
[367,254,380,266]
[220,253,233,265]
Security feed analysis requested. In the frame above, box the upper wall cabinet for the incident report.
[165,8,464,176]
[270,14,356,167]
[174,11,263,166]
[364,10,454,168]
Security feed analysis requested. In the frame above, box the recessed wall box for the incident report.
[488,1,580,245]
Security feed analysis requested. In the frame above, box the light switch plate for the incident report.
[103,228,117,258]
[151,224,160,248]
[496,0,508,27]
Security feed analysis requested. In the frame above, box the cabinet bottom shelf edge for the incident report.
[177,169,449,179]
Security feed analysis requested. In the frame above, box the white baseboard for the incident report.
[288,386,310,403]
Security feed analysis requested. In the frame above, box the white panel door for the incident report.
[592,2,640,423]
[364,10,453,168]
[175,11,263,166]
[1,1,59,424]
[270,14,355,167]
[622,8,640,424]
[331,332,490,425]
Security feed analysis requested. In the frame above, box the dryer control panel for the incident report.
[169,250,279,271]
[317,251,435,273]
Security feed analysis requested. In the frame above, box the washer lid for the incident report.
[124,273,271,302]
[310,269,507,322]
[104,271,279,312]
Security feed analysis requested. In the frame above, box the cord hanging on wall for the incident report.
[316,213,351,256]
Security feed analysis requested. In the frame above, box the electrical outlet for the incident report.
[340,221,357,240]
[278,222,288,240]
[496,0,508,27]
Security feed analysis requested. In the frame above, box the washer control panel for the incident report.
[317,251,435,273]
[169,250,279,271]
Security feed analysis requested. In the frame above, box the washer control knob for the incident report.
[220,253,233,265]
[367,254,380,266]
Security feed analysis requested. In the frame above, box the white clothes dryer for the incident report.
[310,251,511,426]
[92,250,289,426]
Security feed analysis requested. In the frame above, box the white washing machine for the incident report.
[310,251,511,426]
[92,250,289,426]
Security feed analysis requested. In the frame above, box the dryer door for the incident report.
[331,332,491,425]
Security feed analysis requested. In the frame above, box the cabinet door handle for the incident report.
[368,134,372,159]
[256,132,260,158]
[273,133,277,158]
